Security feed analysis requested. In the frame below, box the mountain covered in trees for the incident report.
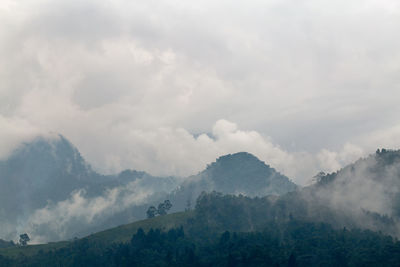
[0,135,296,242]
[298,149,400,236]
[2,137,400,265]
[168,152,297,212]
[0,135,179,241]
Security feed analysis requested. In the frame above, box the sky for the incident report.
[1,0,400,184]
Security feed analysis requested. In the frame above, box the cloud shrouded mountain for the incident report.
[169,152,297,212]
[271,149,400,237]
[312,149,400,220]
[2,134,400,242]
[0,135,297,242]
[0,135,179,242]
[3,133,400,242]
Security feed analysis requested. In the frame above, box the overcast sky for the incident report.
[1,0,400,184]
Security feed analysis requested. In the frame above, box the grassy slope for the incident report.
[86,211,193,244]
[0,211,193,258]
[0,241,70,258]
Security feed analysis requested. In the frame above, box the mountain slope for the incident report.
[2,192,400,266]
[0,211,192,258]
[0,136,297,243]
[270,149,400,237]
[311,149,400,218]
[0,135,179,242]
[168,152,297,212]
[0,135,94,212]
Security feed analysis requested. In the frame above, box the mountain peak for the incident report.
[199,152,297,196]
[8,134,92,177]
[214,152,265,164]
[208,152,270,172]
[217,152,260,161]
[0,134,95,210]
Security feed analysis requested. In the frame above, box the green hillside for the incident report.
[86,210,193,244]
[0,241,70,258]
[0,211,193,258]
[2,193,400,266]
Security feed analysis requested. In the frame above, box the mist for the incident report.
[1,0,400,251]
[302,151,400,236]
[1,0,400,185]
[21,181,152,243]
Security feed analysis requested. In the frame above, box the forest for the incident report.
[1,192,400,266]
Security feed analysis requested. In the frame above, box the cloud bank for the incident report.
[1,0,400,184]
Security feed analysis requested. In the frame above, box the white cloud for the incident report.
[0,116,44,159]
[20,180,155,243]
[1,0,400,185]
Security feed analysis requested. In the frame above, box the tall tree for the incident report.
[158,200,172,215]
[19,234,30,246]
[146,206,157,218]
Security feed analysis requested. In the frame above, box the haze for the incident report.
[1,0,400,184]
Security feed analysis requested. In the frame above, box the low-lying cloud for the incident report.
[18,179,157,243]
[307,152,400,236]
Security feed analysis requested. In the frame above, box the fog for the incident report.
[1,0,400,184]
[304,151,400,236]
[20,181,153,243]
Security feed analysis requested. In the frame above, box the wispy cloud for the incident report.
[18,179,156,243]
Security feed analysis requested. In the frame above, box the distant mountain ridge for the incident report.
[2,134,400,243]
[0,135,176,209]
[0,135,297,242]
[0,135,179,241]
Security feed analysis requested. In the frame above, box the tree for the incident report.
[158,203,167,215]
[19,233,30,246]
[164,200,172,210]
[158,200,172,216]
[146,206,157,218]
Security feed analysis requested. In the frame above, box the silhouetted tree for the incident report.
[19,233,30,246]
[146,206,157,218]
[158,200,172,216]
[164,200,172,210]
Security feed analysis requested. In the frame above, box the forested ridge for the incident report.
[2,222,399,266]
[2,192,400,266]
[2,149,400,266]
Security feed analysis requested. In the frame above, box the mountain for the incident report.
[3,149,400,265]
[0,135,95,213]
[0,135,95,240]
[4,133,400,243]
[312,149,400,218]
[0,135,179,241]
[268,148,400,237]
[168,152,297,212]
[0,135,297,243]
